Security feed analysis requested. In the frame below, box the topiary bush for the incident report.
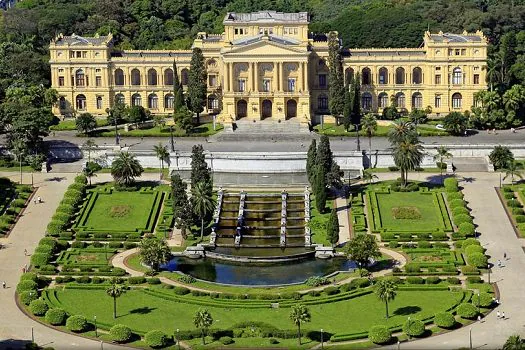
[389,240,399,248]
[425,276,441,284]
[29,299,49,316]
[20,272,39,282]
[417,240,431,248]
[403,318,425,337]
[45,308,67,325]
[144,330,169,348]
[467,252,488,268]
[456,303,478,319]
[454,214,473,226]
[453,207,470,216]
[434,312,456,328]
[516,215,525,223]
[220,336,234,345]
[66,315,88,332]
[368,325,392,344]
[30,253,51,268]
[404,263,420,273]
[110,324,133,343]
[19,290,38,305]
[17,280,38,293]
[464,244,484,255]
[461,238,480,248]
[447,192,464,200]
[458,222,475,237]
[472,293,494,308]
[444,178,459,192]
[447,277,461,285]
[406,277,424,284]
[512,208,524,215]
[449,199,466,208]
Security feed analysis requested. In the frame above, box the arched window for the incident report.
[452,68,462,85]
[396,92,405,108]
[59,96,66,110]
[362,67,371,85]
[147,69,157,86]
[148,94,158,109]
[318,94,328,110]
[75,94,87,110]
[164,94,174,109]
[395,67,405,85]
[75,69,85,87]
[96,96,103,109]
[208,94,219,110]
[361,92,372,110]
[131,69,141,86]
[181,69,189,86]
[412,67,422,84]
[164,68,174,86]
[378,93,389,108]
[452,92,462,109]
[114,69,124,86]
[379,67,388,85]
[115,94,125,105]
[412,92,423,109]
[345,68,354,85]
[132,93,142,107]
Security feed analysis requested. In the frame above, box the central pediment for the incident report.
[222,37,308,56]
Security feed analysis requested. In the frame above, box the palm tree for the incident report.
[362,171,378,184]
[82,139,97,163]
[110,152,144,186]
[362,113,378,168]
[106,281,124,319]
[503,161,524,185]
[485,56,501,91]
[193,308,213,345]
[393,141,425,187]
[83,161,102,186]
[433,146,452,184]
[388,120,417,145]
[503,85,525,113]
[289,304,311,345]
[153,143,170,179]
[503,335,524,350]
[192,182,215,241]
[375,279,398,319]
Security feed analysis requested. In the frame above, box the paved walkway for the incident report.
[335,196,351,244]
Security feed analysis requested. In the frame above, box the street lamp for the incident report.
[355,123,361,151]
[94,315,98,337]
[407,317,411,340]
[106,108,119,146]
[176,328,180,350]
[488,266,491,284]
[320,328,324,349]
[477,293,481,315]
[397,340,400,350]
[169,126,175,152]
[469,327,472,350]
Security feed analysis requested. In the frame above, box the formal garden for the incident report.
[0,177,34,238]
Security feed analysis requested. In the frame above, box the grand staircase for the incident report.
[452,157,489,172]
[215,118,313,142]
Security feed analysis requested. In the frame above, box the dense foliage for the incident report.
[368,325,391,344]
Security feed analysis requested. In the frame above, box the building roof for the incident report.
[231,34,300,46]
[428,32,484,43]
[52,33,111,46]
[345,49,426,57]
[111,51,191,58]
[224,11,309,24]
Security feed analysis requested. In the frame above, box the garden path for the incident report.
[335,196,351,244]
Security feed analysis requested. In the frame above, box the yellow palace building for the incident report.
[49,11,488,125]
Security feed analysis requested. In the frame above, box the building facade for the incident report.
[49,11,488,124]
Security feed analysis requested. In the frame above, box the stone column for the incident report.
[247,62,252,92]
[223,62,229,92]
[275,62,280,92]
[302,62,306,92]
[254,62,259,92]
[229,63,234,92]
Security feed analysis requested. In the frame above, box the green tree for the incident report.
[499,31,517,86]
[106,281,124,319]
[27,153,45,186]
[171,173,193,238]
[350,73,362,126]
[193,308,213,345]
[8,107,54,154]
[289,305,311,346]
[375,279,398,319]
[173,105,194,133]
[188,48,207,124]
[83,161,102,186]
[443,112,468,136]
[111,152,144,186]
[326,207,339,246]
[106,101,127,125]
[128,105,148,126]
[489,145,514,170]
[503,160,524,185]
[503,335,524,350]
[343,83,352,131]
[173,61,184,112]
[408,108,427,133]
[362,171,378,184]
[328,31,345,118]
[433,146,452,184]
[153,143,170,178]
[346,234,381,268]
[139,237,172,271]
[11,138,26,184]
[192,181,215,241]
[76,113,97,136]
[316,135,342,188]
[82,139,97,163]
[313,165,327,213]
[388,121,417,145]
[362,113,378,168]
[393,140,424,187]
[306,139,317,184]
[190,144,212,191]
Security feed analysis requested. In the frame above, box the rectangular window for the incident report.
[96,97,103,109]
[288,78,296,92]
[209,75,217,87]
[82,51,87,58]
[70,51,75,59]
[58,76,64,86]
[461,49,466,55]
[455,49,460,56]
[319,74,327,88]
[76,51,82,58]
[235,28,239,35]
[435,95,441,108]
[263,79,271,92]
[436,67,441,71]
[95,76,102,87]
[474,74,480,84]
[448,49,453,56]
[238,79,246,92]
[435,75,441,84]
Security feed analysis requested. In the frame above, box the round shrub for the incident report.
[456,303,478,319]
[516,215,525,223]
[507,199,523,208]
[444,178,459,192]
[449,199,466,208]
[461,238,480,248]
[20,272,38,282]
[453,207,470,216]
[220,336,234,345]
[17,280,38,293]
[109,241,122,249]
[66,315,88,332]
[382,232,395,240]
[512,208,525,215]
[458,223,475,237]
[406,277,424,284]
[45,308,67,325]
[46,220,65,235]
[128,276,146,285]
[467,252,488,268]
[74,175,88,184]
[447,277,461,285]
[461,265,479,275]
[29,299,49,316]
[417,240,431,249]
[389,240,399,248]
[34,245,53,255]
[447,192,464,200]
[323,286,340,295]
[19,290,38,305]
[11,198,26,208]
[368,325,392,344]
[56,204,75,216]
[147,277,161,285]
[71,241,85,249]
[472,293,494,308]
[434,312,455,328]
[504,192,515,200]
[144,330,168,348]
[58,232,73,240]
[404,263,420,273]
[110,324,133,343]
[269,338,279,344]
[454,214,473,226]
[403,318,425,337]
[464,244,484,255]
[426,276,441,284]
[52,212,70,223]
[503,186,513,192]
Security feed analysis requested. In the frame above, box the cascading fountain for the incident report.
[280,190,287,247]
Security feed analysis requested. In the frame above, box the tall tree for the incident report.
[489,145,514,170]
[316,135,333,176]
[388,121,417,145]
[153,143,170,179]
[82,139,98,163]
[306,139,317,184]
[171,173,193,238]
[106,281,124,319]
[83,161,101,186]
[350,73,362,126]
[361,113,378,168]
[11,138,26,185]
[139,237,172,271]
[328,31,345,119]
[192,181,215,241]
[313,165,327,213]
[173,61,184,112]
[193,309,213,345]
[190,144,212,192]
[375,279,398,319]
[443,112,469,136]
[433,146,452,184]
[76,113,97,136]
[346,234,381,268]
[393,140,424,187]
[111,152,144,186]
[188,48,207,124]
[174,106,194,134]
[499,31,517,86]
[27,153,45,187]
[289,305,311,346]
[343,82,352,131]
[326,207,340,247]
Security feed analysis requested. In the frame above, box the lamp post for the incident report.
[320,328,324,349]
[477,293,481,315]
[488,266,491,284]
[176,328,180,350]
[106,108,119,146]
[397,340,400,350]
[469,328,472,350]
[31,326,34,343]
[499,172,502,188]
[407,317,411,340]
[355,124,361,151]
[169,126,175,152]
[94,315,98,337]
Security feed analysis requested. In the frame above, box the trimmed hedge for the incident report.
[444,178,459,192]
[110,324,133,343]
[66,315,88,332]
[456,303,478,319]
[145,330,169,348]
[368,325,392,344]
[17,280,37,293]
[403,318,425,337]
[458,223,475,236]
[45,308,67,325]
[434,312,456,328]
[472,293,494,308]
[29,299,49,316]
[466,252,488,268]
[461,238,480,248]
[454,214,473,225]
[464,244,484,255]
[19,290,38,305]
[30,253,51,268]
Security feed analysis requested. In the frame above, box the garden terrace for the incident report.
[0,178,33,237]
[498,185,525,238]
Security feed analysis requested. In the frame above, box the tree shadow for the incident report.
[129,306,157,315]
[45,176,67,182]
[392,306,422,316]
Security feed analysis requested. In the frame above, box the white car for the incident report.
[435,124,445,130]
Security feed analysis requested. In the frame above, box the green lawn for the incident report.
[309,197,334,246]
[97,123,223,138]
[49,288,463,336]
[374,192,444,231]
[50,118,108,131]
[314,123,449,137]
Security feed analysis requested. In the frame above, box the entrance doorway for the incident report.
[286,99,297,119]
[262,99,272,119]
[237,99,247,119]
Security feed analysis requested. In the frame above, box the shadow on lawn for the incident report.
[393,305,421,316]
[129,306,157,315]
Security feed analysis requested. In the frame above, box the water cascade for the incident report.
[280,190,287,247]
